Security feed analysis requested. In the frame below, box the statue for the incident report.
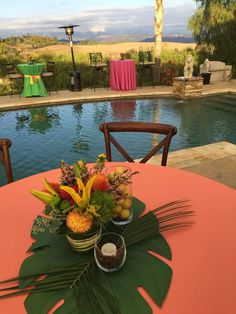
[184,54,194,79]
[204,58,210,72]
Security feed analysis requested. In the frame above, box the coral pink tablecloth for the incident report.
[110,60,137,91]
[1,163,236,313]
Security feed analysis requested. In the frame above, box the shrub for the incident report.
[161,62,179,86]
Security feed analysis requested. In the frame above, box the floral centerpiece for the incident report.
[0,155,194,313]
[30,154,136,251]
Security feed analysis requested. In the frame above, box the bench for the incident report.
[199,59,232,83]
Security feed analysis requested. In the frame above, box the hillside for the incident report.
[36,42,196,59]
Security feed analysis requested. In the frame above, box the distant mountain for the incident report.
[59,34,149,43]
[86,34,149,42]
[59,38,81,44]
[59,34,194,44]
[141,35,194,43]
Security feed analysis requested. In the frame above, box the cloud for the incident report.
[0,5,195,38]
[90,26,106,33]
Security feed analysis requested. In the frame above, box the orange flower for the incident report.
[92,173,109,191]
[66,210,92,233]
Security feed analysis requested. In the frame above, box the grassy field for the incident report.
[36,42,196,60]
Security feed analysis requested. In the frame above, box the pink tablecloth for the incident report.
[110,60,137,91]
[1,163,236,313]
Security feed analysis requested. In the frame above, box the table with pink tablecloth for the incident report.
[110,60,137,91]
[1,163,236,313]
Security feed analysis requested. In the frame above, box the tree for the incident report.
[194,0,231,5]
[189,0,236,75]
[154,0,164,84]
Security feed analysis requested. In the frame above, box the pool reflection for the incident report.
[0,94,235,186]
[15,107,60,134]
[111,100,136,120]
[72,104,89,153]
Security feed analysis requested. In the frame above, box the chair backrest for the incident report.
[120,52,132,60]
[99,122,177,165]
[89,53,103,65]
[0,138,14,183]
[5,64,16,75]
[138,51,153,63]
[46,61,55,73]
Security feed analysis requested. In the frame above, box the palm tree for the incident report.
[154,0,164,84]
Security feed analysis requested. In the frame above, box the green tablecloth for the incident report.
[17,63,47,97]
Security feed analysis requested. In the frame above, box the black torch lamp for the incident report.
[58,24,82,91]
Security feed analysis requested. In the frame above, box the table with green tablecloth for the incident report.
[17,63,47,97]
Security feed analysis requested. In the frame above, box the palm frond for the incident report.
[0,199,194,313]
[123,199,194,247]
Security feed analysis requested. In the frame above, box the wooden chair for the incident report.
[0,138,14,183]
[42,61,58,95]
[99,122,177,165]
[89,53,108,91]
[5,63,23,97]
[138,51,155,88]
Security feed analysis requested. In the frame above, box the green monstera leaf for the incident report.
[1,198,194,314]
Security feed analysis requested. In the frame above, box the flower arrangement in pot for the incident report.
[30,155,136,252]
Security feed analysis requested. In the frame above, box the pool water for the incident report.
[0,94,236,185]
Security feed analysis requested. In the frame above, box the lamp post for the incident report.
[58,24,82,91]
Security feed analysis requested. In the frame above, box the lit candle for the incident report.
[101,243,117,256]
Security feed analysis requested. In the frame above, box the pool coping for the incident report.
[144,141,236,190]
[0,80,235,111]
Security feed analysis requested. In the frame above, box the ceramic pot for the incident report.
[67,226,102,252]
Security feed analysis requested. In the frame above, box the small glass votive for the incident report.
[94,232,126,272]
[105,165,133,225]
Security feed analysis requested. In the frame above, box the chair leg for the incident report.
[150,66,155,88]
[2,144,14,183]
[54,77,59,94]
[91,68,96,91]
[106,69,108,90]
[101,68,107,90]
[9,80,13,98]
[17,79,22,98]
[90,69,93,90]
[45,77,58,96]
[140,66,144,88]
[48,78,51,96]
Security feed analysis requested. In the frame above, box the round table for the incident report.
[0,163,236,314]
[17,63,48,97]
[110,60,137,91]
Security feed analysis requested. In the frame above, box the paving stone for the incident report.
[0,80,235,111]
[145,142,236,189]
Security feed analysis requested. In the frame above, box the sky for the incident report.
[0,0,196,39]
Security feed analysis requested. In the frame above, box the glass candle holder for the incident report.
[105,165,133,225]
[94,232,126,272]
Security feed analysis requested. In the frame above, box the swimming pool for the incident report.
[0,94,236,185]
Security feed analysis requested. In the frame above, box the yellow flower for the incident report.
[77,160,85,168]
[66,210,92,233]
[98,153,106,159]
[87,204,100,218]
[60,176,97,209]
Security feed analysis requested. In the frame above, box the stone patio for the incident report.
[0,81,235,189]
[144,142,236,189]
[0,80,235,111]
